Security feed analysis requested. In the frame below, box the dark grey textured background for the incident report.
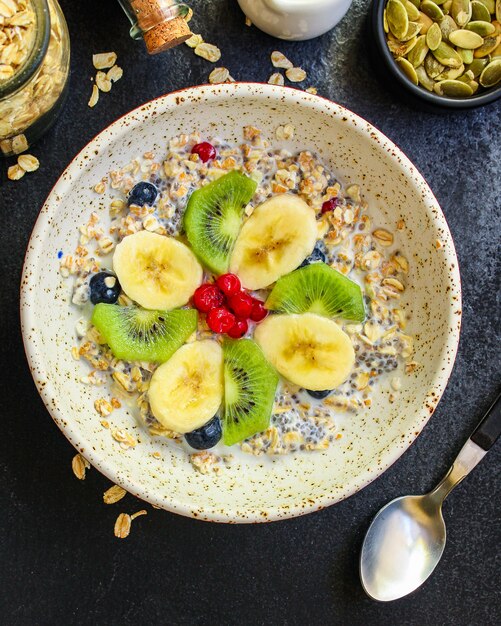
[0,1,500,624]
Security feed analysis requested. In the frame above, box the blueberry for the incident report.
[300,241,327,268]
[307,389,332,399]
[89,271,121,305]
[184,415,222,450]
[128,181,158,207]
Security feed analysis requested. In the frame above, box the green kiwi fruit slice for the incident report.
[91,304,198,363]
[265,263,366,322]
[183,171,257,275]
[222,338,279,446]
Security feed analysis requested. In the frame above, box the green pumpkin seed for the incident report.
[425,51,447,75]
[426,22,443,48]
[421,0,445,20]
[458,46,475,62]
[466,21,496,35]
[416,11,435,33]
[474,34,501,56]
[404,0,421,20]
[387,0,410,39]
[442,0,453,11]
[466,57,489,74]
[387,34,419,55]
[451,0,472,27]
[407,34,430,64]
[449,29,485,47]
[469,79,480,92]
[479,57,501,84]
[476,0,495,12]
[492,42,501,56]
[396,56,420,83]
[470,1,492,22]
[436,63,466,77]
[401,21,423,40]
[432,41,464,65]
[433,0,448,4]
[384,9,390,33]
[497,0,501,21]
[434,78,474,94]
[408,0,421,6]
[440,15,460,41]
[415,65,437,88]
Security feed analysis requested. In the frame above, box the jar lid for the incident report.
[131,0,192,54]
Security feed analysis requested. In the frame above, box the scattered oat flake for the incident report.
[271,51,293,69]
[131,509,147,520]
[107,65,123,83]
[268,72,284,86]
[72,453,90,480]
[94,181,106,194]
[194,42,221,62]
[245,16,252,26]
[92,52,117,70]
[209,66,229,84]
[88,84,99,107]
[18,154,39,172]
[96,71,112,92]
[103,484,127,504]
[435,239,443,249]
[286,67,307,82]
[114,513,131,539]
[185,33,203,48]
[112,428,137,449]
[275,123,295,140]
[306,86,318,94]
[7,164,25,180]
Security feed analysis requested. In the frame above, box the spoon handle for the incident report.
[429,390,501,504]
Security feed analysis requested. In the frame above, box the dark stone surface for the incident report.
[0,1,500,624]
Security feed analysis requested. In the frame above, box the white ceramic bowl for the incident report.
[21,84,461,523]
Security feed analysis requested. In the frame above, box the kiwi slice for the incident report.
[91,304,198,363]
[183,171,257,275]
[265,263,366,322]
[222,338,279,446]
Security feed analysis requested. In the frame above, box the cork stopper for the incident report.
[130,0,191,55]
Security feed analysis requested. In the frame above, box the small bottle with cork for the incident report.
[117,0,192,55]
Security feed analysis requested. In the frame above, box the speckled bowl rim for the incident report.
[20,83,462,523]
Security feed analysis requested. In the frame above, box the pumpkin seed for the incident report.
[473,34,501,55]
[476,0,495,12]
[432,41,464,65]
[387,0,409,39]
[493,41,501,55]
[384,9,389,33]
[470,1,492,22]
[396,56,419,83]
[497,0,501,21]
[458,46,475,61]
[387,34,419,55]
[425,51,447,75]
[421,0,445,20]
[440,15,460,41]
[466,57,488,74]
[493,20,501,36]
[401,21,423,40]
[408,34,430,64]
[434,78,474,94]
[436,63,466,78]
[451,0,472,27]
[449,29,485,47]
[433,0,448,4]
[426,22,443,48]
[466,20,496,35]
[404,0,421,20]
[416,11,435,33]
[416,64,437,88]
[409,0,421,6]
[442,0,453,11]
[456,69,475,80]
[479,57,501,84]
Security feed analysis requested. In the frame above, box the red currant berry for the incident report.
[227,318,248,339]
[227,292,253,318]
[207,307,236,334]
[191,142,217,163]
[250,300,268,322]
[321,198,339,214]
[193,284,224,313]
[216,273,241,297]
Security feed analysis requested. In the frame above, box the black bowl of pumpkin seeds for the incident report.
[370,0,501,108]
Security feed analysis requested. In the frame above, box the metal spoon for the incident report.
[360,391,501,602]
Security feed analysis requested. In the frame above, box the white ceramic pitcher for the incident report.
[237,0,353,41]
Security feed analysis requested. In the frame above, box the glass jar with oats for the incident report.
[0,0,70,157]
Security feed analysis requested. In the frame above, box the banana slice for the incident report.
[254,313,355,390]
[149,340,224,433]
[113,231,203,310]
[229,194,317,290]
